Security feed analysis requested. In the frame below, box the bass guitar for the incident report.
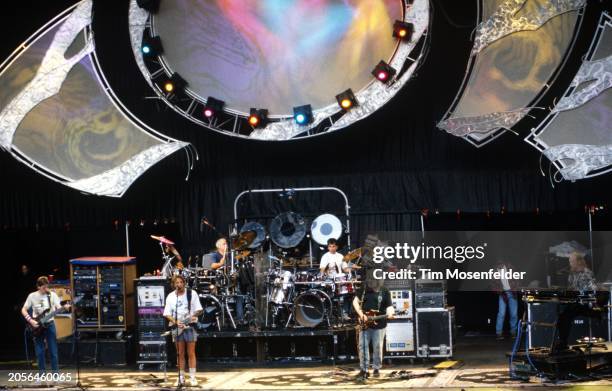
[27,298,77,337]
[358,309,389,330]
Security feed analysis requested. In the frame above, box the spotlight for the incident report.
[248,108,268,128]
[372,60,396,84]
[293,104,313,125]
[137,0,161,13]
[163,73,187,95]
[393,20,414,40]
[203,97,225,118]
[335,89,357,111]
[142,36,163,56]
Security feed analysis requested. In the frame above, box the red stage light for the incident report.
[372,61,396,84]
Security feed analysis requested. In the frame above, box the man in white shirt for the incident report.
[21,276,70,373]
[164,275,203,386]
[319,239,351,276]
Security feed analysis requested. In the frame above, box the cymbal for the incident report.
[343,247,364,262]
[150,235,175,245]
[282,258,298,267]
[235,249,251,261]
[281,257,311,268]
[232,230,256,250]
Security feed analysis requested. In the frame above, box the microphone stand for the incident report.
[58,310,86,390]
[173,289,184,390]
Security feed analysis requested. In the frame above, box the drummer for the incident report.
[165,243,184,269]
[319,238,352,277]
[202,238,228,270]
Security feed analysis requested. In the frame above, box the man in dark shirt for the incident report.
[352,278,394,380]
[202,238,228,270]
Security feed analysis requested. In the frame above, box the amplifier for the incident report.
[415,280,446,309]
[416,307,454,358]
[527,301,610,348]
[136,278,168,366]
[384,320,414,357]
[72,265,99,326]
[389,289,413,320]
[70,257,137,330]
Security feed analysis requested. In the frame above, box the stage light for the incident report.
[248,108,268,128]
[371,60,396,84]
[141,36,163,56]
[203,97,225,118]
[137,0,161,13]
[335,89,357,111]
[393,21,414,41]
[293,104,313,125]
[163,73,187,95]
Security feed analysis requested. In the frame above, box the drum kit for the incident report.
[151,212,363,331]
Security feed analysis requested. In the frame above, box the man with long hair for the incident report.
[352,274,394,380]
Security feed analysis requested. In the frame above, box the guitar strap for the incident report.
[187,289,192,312]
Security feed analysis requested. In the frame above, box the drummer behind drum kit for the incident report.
[263,212,362,329]
[151,212,363,331]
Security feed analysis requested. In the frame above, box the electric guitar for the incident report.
[358,309,389,330]
[27,298,78,337]
[162,313,197,337]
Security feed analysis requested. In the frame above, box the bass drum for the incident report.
[294,289,332,328]
[269,212,307,248]
[197,294,222,331]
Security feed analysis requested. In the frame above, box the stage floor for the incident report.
[2,336,612,389]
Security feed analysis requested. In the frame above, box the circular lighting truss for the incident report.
[129,0,430,140]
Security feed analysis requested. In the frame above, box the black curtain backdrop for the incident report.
[1,1,611,249]
[1,1,612,346]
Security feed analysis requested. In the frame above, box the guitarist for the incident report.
[352,277,394,380]
[21,276,70,372]
[163,274,203,387]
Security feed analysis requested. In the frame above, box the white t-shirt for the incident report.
[320,252,347,275]
[163,289,203,323]
[24,291,62,319]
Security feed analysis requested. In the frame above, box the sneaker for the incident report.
[189,377,198,387]
[356,370,369,380]
[174,378,185,387]
[372,369,380,377]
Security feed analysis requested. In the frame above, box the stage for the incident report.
[3,336,612,390]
